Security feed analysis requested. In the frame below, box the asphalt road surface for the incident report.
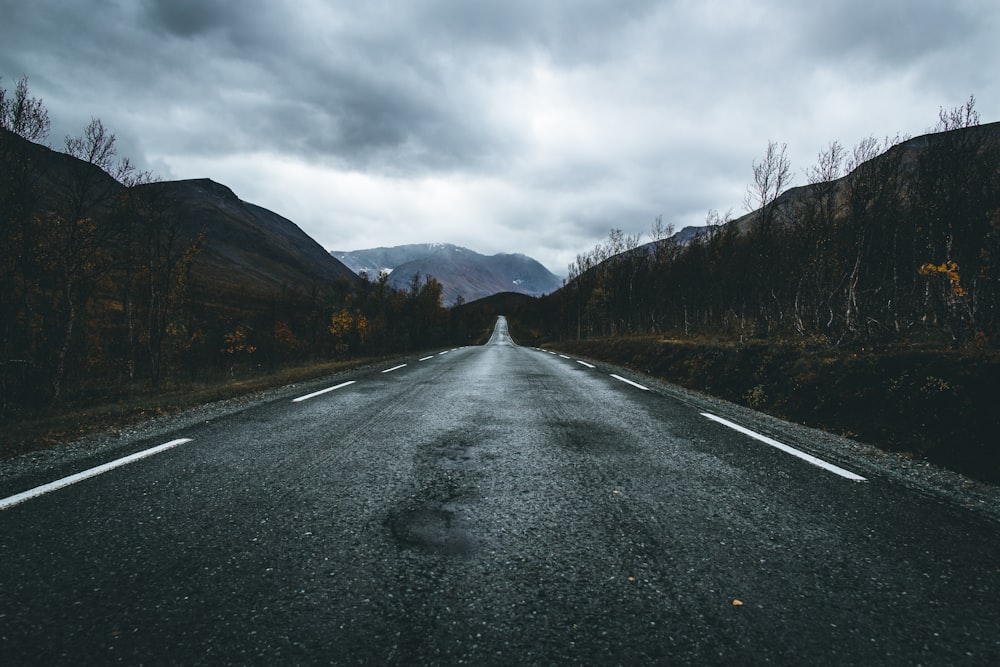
[2,317,999,665]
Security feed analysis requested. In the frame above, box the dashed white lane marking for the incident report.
[701,413,868,482]
[381,364,407,374]
[610,374,650,391]
[576,360,595,369]
[292,380,357,403]
[0,438,194,511]
[439,350,449,355]
[419,356,434,361]
[559,354,571,359]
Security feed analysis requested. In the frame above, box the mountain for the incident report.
[136,178,358,310]
[3,125,375,409]
[1,128,358,313]
[332,243,562,305]
[633,121,1000,258]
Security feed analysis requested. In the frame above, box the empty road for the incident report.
[2,317,999,665]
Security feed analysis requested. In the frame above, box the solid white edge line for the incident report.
[419,356,434,361]
[576,360,595,368]
[381,364,407,374]
[292,380,357,403]
[610,374,650,391]
[0,438,194,511]
[701,413,867,482]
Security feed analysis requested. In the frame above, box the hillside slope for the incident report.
[633,121,1000,256]
[137,179,358,309]
[2,128,366,412]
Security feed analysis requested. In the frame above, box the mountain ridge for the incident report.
[137,177,358,309]
[332,243,561,305]
[621,121,1000,263]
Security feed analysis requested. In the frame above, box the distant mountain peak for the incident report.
[331,243,561,305]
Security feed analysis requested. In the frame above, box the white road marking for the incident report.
[0,438,193,511]
[292,380,357,403]
[701,413,868,482]
[576,360,595,368]
[381,364,407,374]
[559,354,571,359]
[419,356,434,361]
[610,374,650,391]
[439,350,449,355]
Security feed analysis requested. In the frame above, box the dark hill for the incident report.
[631,121,1000,258]
[2,126,365,410]
[136,178,357,310]
[2,128,358,311]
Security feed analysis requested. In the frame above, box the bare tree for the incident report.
[0,75,50,142]
[791,141,847,333]
[744,140,793,220]
[743,141,793,333]
[935,94,979,132]
[48,118,135,400]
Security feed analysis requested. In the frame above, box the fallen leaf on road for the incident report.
[732,599,744,606]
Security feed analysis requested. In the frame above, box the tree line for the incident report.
[544,97,1000,347]
[2,77,474,422]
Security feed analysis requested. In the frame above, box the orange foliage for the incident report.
[919,260,966,297]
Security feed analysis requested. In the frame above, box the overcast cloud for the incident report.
[2,0,997,275]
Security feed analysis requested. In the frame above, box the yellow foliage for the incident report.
[330,310,369,341]
[328,310,354,338]
[224,325,256,355]
[919,260,966,297]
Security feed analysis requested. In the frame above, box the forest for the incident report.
[1,77,475,428]
[538,98,1000,350]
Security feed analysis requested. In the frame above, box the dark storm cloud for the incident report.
[796,0,983,64]
[143,0,231,38]
[119,0,665,172]
[3,0,486,170]
[0,0,663,177]
[415,0,662,63]
[135,0,511,172]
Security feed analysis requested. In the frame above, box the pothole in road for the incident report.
[553,420,640,456]
[434,443,479,472]
[385,503,479,556]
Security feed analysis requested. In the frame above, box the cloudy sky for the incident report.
[2,0,997,275]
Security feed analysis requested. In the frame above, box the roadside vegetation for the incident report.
[1,77,490,457]
[513,96,1000,483]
